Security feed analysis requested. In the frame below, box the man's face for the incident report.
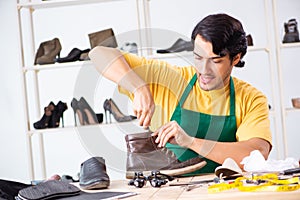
[193,35,240,91]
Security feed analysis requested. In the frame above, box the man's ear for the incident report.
[232,53,241,66]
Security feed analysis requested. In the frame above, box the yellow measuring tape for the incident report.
[208,173,300,193]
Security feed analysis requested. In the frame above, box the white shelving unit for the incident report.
[17,0,150,181]
[272,0,300,158]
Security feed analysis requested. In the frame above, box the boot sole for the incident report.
[80,180,110,190]
[126,160,207,179]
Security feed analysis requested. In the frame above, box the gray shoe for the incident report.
[79,157,110,190]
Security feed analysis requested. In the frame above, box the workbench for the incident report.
[78,174,300,200]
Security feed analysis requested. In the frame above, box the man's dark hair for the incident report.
[191,13,247,67]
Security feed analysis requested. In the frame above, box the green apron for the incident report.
[166,73,237,174]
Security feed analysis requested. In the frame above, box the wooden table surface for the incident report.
[78,174,300,200]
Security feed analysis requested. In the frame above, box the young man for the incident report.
[89,13,272,173]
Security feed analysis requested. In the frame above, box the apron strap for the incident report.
[229,77,235,116]
[178,74,198,108]
[178,74,236,116]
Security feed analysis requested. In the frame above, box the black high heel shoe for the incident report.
[71,98,88,126]
[78,97,98,125]
[71,97,103,126]
[103,98,137,123]
[50,101,68,128]
[34,38,62,65]
[33,102,55,129]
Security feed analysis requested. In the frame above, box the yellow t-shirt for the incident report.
[119,53,272,145]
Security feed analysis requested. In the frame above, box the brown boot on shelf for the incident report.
[34,38,62,65]
[125,132,207,179]
[88,28,118,49]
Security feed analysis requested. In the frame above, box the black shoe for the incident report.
[103,98,137,123]
[156,38,194,53]
[78,97,99,125]
[71,97,103,126]
[71,98,87,126]
[56,48,90,63]
[33,102,55,129]
[283,18,300,43]
[50,101,68,128]
[79,157,110,190]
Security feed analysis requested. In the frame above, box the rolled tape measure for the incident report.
[208,173,300,193]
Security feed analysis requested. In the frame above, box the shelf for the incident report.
[23,60,92,72]
[28,120,149,136]
[17,0,123,10]
[280,42,300,49]
[247,46,269,52]
[146,46,269,60]
[146,51,193,60]
[285,107,300,113]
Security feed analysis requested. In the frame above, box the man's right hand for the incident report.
[133,85,155,128]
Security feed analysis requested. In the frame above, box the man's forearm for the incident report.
[189,137,271,169]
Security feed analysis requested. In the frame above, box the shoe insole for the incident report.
[18,180,80,200]
[57,191,137,200]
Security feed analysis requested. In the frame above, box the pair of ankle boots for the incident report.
[33,101,68,129]
[125,131,206,179]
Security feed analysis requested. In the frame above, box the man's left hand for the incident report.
[152,121,194,148]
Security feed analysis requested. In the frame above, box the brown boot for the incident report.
[125,132,206,179]
[34,38,62,65]
[88,28,118,49]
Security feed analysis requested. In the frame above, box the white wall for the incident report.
[0,0,299,183]
[0,0,29,182]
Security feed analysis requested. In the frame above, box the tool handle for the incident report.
[283,167,300,175]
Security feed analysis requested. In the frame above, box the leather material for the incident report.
[35,38,62,65]
[88,28,118,49]
[56,48,90,63]
[156,38,193,53]
[125,132,205,172]
[246,34,253,46]
[79,157,110,190]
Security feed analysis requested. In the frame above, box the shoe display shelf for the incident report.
[272,0,300,159]
[17,0,128,9]
[17,0,150,181]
